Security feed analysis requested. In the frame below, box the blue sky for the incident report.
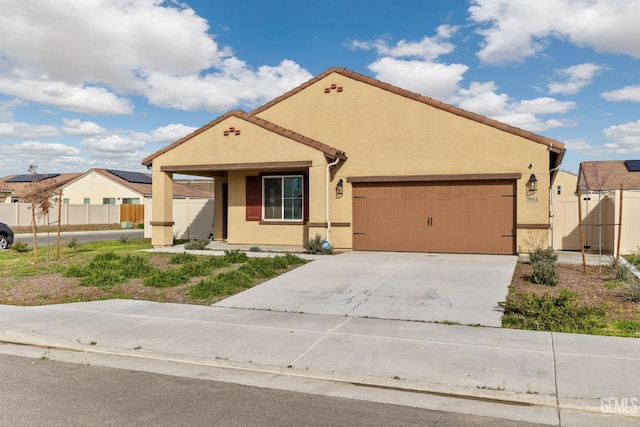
[2,0,640,177]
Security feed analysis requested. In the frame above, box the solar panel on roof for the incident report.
[5,173,60,182]
[107,169,152,184]
[624,160,640,172]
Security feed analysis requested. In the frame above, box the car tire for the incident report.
[0,236,8,250]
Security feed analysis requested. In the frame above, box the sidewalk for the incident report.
[0,300,638,426]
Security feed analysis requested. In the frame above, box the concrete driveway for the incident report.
[215,252,517,327]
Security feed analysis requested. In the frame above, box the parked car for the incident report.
[0,222,14,249]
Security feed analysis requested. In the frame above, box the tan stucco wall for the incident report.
[255,72,554,252]
[61,171,142,204]
[149,116,328,247]
[149,71,559,252]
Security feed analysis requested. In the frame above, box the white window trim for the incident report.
[261,175,304,221]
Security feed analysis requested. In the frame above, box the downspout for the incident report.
[326,157,341,244]
[548,141,560,249]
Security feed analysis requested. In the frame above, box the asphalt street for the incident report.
[0,353,545,427]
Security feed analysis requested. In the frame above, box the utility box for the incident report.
[120,221,133,229]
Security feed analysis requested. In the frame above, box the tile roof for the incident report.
[0,173,82,199]
[142,110,347,166]
[251,67,566,155]
[80,169,214,198]
[579,160,640,191]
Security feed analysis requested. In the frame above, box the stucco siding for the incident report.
[256,72,552,252]
[61,171,142,204]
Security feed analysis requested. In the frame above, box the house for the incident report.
[60,168,215,239]
[0,173,82,203]
[58,168,213,205]
[0,181,13,203]
[571,160,640,255]
[142,67,566,254]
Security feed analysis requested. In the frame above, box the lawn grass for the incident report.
[0,239,153,278]
[0,239,307,305]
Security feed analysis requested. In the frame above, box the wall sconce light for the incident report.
[527,174,538,193]
[335,179,344,197]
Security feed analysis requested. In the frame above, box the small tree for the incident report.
[23,165,59,262]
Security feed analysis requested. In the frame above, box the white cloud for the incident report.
[515,97,576,115]
[563,138,596,153]
[603,120,640,152]
[351,25,458,60]
[451,82,575,132]
[601,85,640,102]
[368,58,468,99]
[469,0,640,64]
[62,118,107,136]
[0,77,133,115]
[547,63,606,95]
[145,59,312,112]
[145,124,199,143]
[0,98,26,121]
[81,134,145,157]
[0,122,59,138]
[2,141,88,173]
[0,2,312,114]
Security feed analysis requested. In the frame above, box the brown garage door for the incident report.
[352,180,516,254]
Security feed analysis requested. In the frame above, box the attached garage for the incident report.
[351,177,517,255]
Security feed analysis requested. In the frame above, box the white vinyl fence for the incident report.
[553,190,640,255]
[0,203,120,227]
[144,198,214,241]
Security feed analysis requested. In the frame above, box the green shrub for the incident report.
[238,257,278,278]
[224,249,248,263]
[528,247,558,264]
[177,261,216,277]
[283,253,306,266]
[65,252,156,287]
[12,241,31,252]
[144,268,191,287]
[531,260,559,286]
[304,234,333,254]
[624,282,640,303]
[184,239,209,250]
[119,234,129,244]
[501,290,606,334]
[189,270,253,299]
[169,252,199,264]
[248,246,263,252]
[66,237,79,249]
[615,263,632,282]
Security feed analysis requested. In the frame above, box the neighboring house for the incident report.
[551,170,580,250]
[0,173,82,203]
[143,67,566,254]
[60,169,215,239]
[569,160,640,255]
[58,168,213,205]
[0,182,13,203]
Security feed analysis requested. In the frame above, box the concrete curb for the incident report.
[3,326,636,427]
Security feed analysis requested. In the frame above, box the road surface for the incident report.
[0,353,545,427]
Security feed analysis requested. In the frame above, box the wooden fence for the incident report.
[120,204,144,223]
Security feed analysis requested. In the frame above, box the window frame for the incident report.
[261,174,304,222]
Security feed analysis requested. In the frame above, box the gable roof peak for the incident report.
[251,66,565,155]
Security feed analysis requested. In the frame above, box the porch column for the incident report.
[150,170,174,247]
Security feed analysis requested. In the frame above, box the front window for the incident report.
[103,198,116,205]
[263,175,303,220]
[122,198,140,204]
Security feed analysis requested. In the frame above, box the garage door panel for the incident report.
[352,180,515,255]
